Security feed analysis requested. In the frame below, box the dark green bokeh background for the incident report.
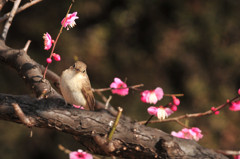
[0,0,240,158]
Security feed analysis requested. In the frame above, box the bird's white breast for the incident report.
[60,69,86,106]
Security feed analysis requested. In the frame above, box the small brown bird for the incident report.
[59,61,95,110]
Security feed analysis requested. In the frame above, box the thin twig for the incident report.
[175,119,189,128]
[95,91,108,103]
[216,149,240,156]
[165,93,184,97]
[93,84,144,92]
[108,107,123,141]
[144,115,154,126]
[39,65,60,88]
[105,95,112,109]
[2,0,21,41]
[11,103,35,127]
[138,95,240,125]
[58,144,71,154]
[0,0,43,23]
[43,1,74,79]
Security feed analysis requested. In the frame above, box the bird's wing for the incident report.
[81,77,95,111]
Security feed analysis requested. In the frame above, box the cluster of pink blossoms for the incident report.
[109,77,205,141]
[109,78,180,120]
[43,12,79,64]
[69,149,93,159]
[171,127,203,141]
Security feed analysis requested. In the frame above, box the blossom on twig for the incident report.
[110,77,129,96]
[141,87,164,104]
[147,106,173,120]
[229,100,240,111]
[43,32,54,50]
[61,12,79,30]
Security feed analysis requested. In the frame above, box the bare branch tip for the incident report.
[118,107,123,112]
[11,102,35,127]
[105,95,112,109]
[23,40,31,52]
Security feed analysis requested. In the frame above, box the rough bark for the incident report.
[0,93,227,159]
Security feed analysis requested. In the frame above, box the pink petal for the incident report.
[229,101,240,111]
[148,92,158,104]
[114,77,122,83]
[61,12,79,29]
[165,108,174,116]
[110,82,117,88]
[43,32,53,50]
[147,106,158,116]
[154,87,164,100]
[171,127,203,141]
[171,131,185,138]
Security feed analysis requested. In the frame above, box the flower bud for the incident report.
[46,58,52,63]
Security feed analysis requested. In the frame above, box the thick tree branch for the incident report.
[0,39,61,98]
[0,93,227,159]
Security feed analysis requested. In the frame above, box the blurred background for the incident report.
[0,0,240,158]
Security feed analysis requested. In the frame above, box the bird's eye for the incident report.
[73,64,75,68]
[82,70,86,73]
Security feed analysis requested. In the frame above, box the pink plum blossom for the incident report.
[229,100,240,111]
[61,12,79,30]
[147,106,173,120]
[171,127,203,141]
[69,149,92,159]
[110,77,129,96]
[43,32,54,50]
[147,106,159,116]
[141,87,164,104]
